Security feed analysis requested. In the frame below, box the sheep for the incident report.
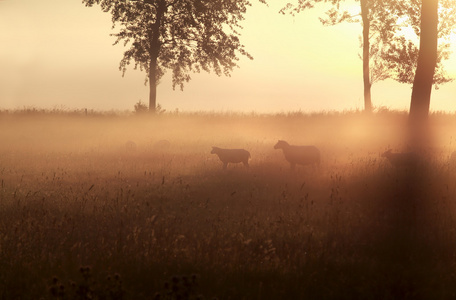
[211,147,251,170]
[273,140,320,170]
[381,149,418,168]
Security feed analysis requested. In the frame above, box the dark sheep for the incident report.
[381,149,418,167]
[211,147,251,170]
[274,140,320,170]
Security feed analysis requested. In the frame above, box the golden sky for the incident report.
[1,0,456,113]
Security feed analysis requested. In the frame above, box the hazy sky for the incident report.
[1,0,456,113]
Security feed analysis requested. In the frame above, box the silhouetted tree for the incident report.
[409,0,438,124]
[281,0,454,113]
[83,0,261,112]
[281,0,403,112]
[382,0,454,89]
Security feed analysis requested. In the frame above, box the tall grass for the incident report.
[1,110,456,299]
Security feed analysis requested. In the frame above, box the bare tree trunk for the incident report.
[408,0,438,147]
[149,62,157,113]
[361,0,372,113]
[409,0,438,123]
[148,0,166,113]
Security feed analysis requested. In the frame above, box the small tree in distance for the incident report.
[83,0,263,112]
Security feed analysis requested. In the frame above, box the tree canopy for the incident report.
[281,0,455,111]
[83,0,260,111]
[281,0,406,111]
[382,0,455,89]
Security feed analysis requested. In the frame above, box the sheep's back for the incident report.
[387,152,417,167]
[215,149,250,163]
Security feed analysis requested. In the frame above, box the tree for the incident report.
[381,0,454,90]
[281,0,403,112]
[83,0,258,112]
[409,0,438,123]
[281,0,454,113]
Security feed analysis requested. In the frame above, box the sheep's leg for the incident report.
[243,161,249,168]
[223,162,228,170]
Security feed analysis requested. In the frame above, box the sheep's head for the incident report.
[211,147,218,154]
[274,140,288,149]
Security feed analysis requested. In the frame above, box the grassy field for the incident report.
[2,110,456,299]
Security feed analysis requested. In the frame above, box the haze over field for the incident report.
[2,111,456,298]
[1,0,456,113]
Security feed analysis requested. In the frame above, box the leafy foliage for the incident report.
[83,0,264,111]
[82,0,256,91]
[281,0,455,88]
[134,99,148,113]
[381,0,455,88]
[382,36,453,88]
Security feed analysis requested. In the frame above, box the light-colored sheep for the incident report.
[381,149,417,168]
[211,147,251,170]
[274,140,320,170]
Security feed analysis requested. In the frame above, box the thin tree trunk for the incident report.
[361,0,372,112]
[149,63,157,113]
[409,0,438,123]
[148,0,166,113]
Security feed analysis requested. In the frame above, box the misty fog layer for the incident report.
[2,112,456,298]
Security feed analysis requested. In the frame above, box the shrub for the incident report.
[134,100,149,114]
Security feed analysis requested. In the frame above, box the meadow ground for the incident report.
[2,110,456,299]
